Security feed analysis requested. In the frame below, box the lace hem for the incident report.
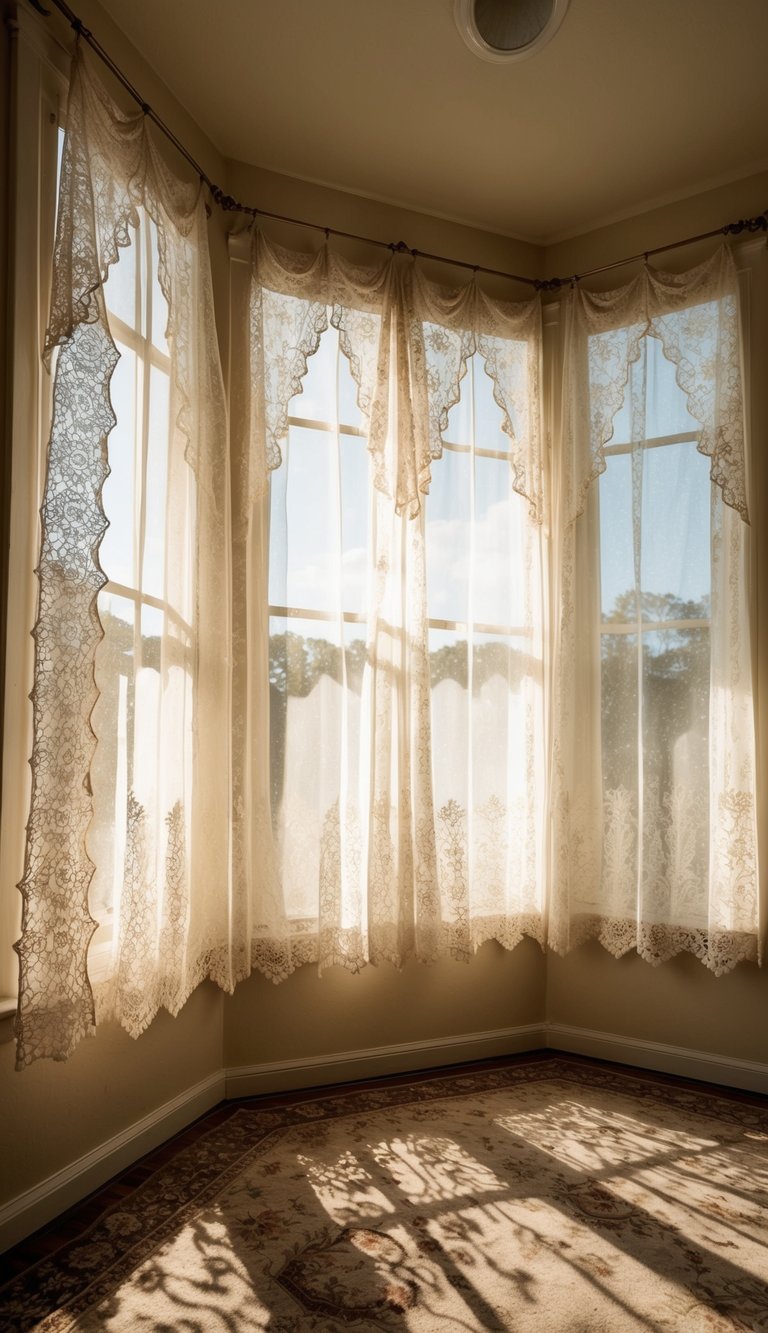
[548,914,760,977]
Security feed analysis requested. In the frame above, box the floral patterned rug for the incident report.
[2,1058,768,1330]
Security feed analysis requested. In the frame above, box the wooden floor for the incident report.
[2,1049,765,1285]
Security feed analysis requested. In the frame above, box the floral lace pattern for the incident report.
[245,230,544,521]
[16,53,761,1071]
[549,251,759,975]
[15,48,230,1068]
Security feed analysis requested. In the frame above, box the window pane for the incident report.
[91,592,135,923]
[426,447,470,623]
[289,322,363,430]
[601,631,639,792]
[599,452,633,622]
[600,442,710,623]
[443,351,509,451]
[149,220,170,354]
[642,626,710,785]
[606,333,699,447]
[104,226,138,329]
[142,366,170,599]
[100,339,138,588]
[269,424,368,615]
[640,441,710,609]
[269,614,363,917]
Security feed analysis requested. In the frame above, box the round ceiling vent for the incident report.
[454,0,570,63]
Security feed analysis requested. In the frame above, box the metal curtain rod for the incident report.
[30,0,768,290]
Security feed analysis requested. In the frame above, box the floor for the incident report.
[1,1048,765,1289]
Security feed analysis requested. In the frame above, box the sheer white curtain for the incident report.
[549,250,760,973]
[14,49,232,1068]
[230,232,546,979]
[15,53,761,1075]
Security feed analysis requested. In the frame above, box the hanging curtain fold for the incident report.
[15,50,761,1072]
[549,248,760,973]
[14,48,232,1068]
[231,229,546,981]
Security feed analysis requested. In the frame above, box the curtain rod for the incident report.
[30,0,768,291]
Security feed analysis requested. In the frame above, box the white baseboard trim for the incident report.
[5,1022,766,1255]
[224,1023,547,1099]
[0,1070,225,1254]
[546,1023,768,1095]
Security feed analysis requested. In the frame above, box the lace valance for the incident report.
[563,248,748,524]
[246,229,544,520]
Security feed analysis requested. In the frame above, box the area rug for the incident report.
[2,1058,768,1330]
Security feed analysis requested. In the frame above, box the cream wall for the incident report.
[224,156,543,292]
[224,943,546,1077]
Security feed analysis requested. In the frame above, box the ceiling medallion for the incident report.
[454,0,570,64]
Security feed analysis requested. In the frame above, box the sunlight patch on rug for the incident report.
[3,1061,767,1330]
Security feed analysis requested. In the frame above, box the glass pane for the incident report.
[641,441,710,610]
[103,224,138,329]
[599,452,633,622]
[604,333,699,447]
[101,339,138,588]
[473,457,524,627]
[142,366,170,599]
[644,335,700,440]
[149,220,170,354]
[139,603,164,673]
[430,627,469,808]
[601,631,639,792]
[430,628,534,812]
[426,447,470,623]
[443,351,509,451]
[269,424,368,616]
[642,626,710,789]
[600,441,711,623]
[477,340,522,451]
[289,322,363,431]
[340,435,369,614]
[91,592,135,922]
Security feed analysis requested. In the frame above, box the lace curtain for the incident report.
[229,231,546,980]
[13,52,761,1072]
[14,49,232,1068]
[549,250,760,973]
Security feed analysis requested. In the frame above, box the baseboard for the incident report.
[5,1021,765,1254]
[546,1023,768,1095]
[224,1023,547,1099]
[0,1070,225,1254]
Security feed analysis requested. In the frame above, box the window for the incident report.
[267,325,370,919]
[12,46,230,1066]
[598,337,712,922]
[87,214,178,978]
[7,37,761,1069]
[425,349,544,923]
[549,270,759,972]
[256,271,546,964]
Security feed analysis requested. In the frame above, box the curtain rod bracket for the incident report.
[723,216,768,236]
[534,276,565,292]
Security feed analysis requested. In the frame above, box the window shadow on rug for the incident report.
[2,1065,767,1329]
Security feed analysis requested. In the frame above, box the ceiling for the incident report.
[97,0,768,243]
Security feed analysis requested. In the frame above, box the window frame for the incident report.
[0,10,68,1008]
